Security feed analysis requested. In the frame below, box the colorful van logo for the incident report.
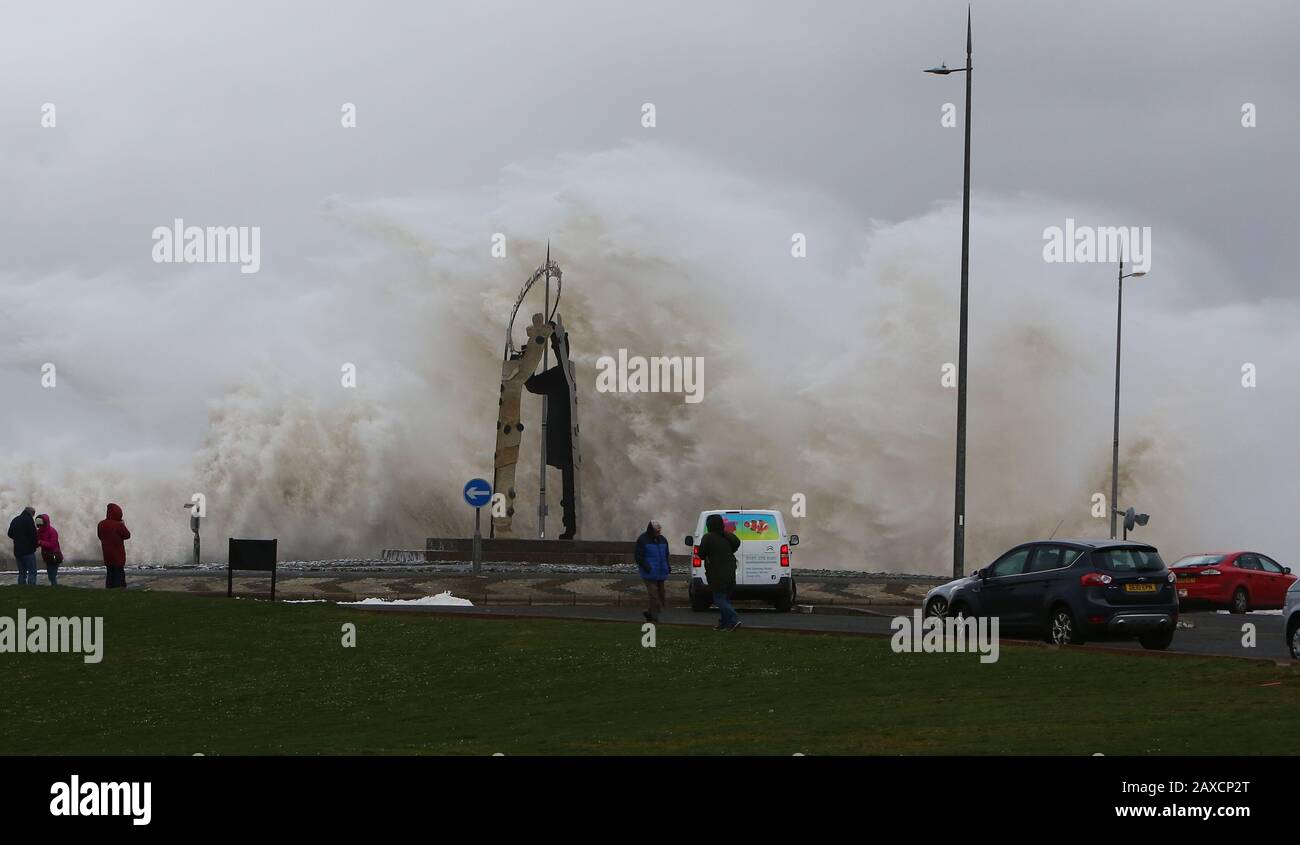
[727,513,780,541]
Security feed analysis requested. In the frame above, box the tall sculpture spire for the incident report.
[539,241,551,538]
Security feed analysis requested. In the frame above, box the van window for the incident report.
[725,513,781,541]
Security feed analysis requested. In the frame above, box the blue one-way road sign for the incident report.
[463,478,493,508]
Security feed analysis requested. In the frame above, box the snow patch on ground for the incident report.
[1215,609,1283,616]
[341,591,474,607]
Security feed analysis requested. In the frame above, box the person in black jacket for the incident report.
[7,506,39,586]
[697,513,742,631]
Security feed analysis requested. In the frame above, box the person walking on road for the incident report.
[35,513,63,586]
[697,513,742,631]
[97,502,131,589]
[635,519,671,622]
[7,506,39,586]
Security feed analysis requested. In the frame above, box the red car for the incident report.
[1170,552,1296,613]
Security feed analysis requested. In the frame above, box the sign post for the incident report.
[227,538,278,600]
[463,478,493,575]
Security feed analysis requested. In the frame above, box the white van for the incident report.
[684,509,800,612]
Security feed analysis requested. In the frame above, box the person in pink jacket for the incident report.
[35,513,63,586]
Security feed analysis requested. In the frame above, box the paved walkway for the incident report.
[37,567,939,607]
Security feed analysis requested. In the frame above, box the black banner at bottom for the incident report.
[2,754,1288,831]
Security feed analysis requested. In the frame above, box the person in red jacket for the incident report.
[97,502,131,589]
[35,513,63,586]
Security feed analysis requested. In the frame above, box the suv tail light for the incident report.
[691,546,701,568]
[1166,570,1177,583]
[780,544,790,567]
[1080,571,1113,587]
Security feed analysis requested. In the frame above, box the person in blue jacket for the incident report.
[635,519,671,622]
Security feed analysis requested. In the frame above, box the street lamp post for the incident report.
[926,6,973,579]
[1110,260,1147,538]
[183,502,201,565]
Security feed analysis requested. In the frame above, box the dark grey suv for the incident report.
[939,539,1179,650]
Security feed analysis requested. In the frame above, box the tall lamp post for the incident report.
[1110,259,1147,538]
[926,6,973,579]
[183,502,201,565]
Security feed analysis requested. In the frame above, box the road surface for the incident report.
[359,602,1296,662]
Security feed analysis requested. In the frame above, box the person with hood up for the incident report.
[697,513,742,631]
[634,519,671,622]
[97,503,131,589]
[7,506,39,585]
[35,513,63,586]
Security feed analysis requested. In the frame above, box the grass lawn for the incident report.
[1,585,1298,755]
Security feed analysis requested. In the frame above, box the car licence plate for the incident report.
[1124,583,1158,593]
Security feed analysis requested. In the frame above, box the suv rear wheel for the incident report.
[1047,605,1085,645]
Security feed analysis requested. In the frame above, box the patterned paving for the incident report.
[32,568,940,607]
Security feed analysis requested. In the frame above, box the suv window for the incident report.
[1237,555,1262,571]
[990,548,1031,577]
[1028,545,1076,573]
[1257,556,1284,574]
[1093,547,1165,573]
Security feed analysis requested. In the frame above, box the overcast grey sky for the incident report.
[2,0,1297,301]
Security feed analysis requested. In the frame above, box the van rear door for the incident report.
[726,511,783,587]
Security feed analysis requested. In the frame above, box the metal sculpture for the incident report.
[491,249,582,539]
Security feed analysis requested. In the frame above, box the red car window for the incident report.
[1258,557,1286,574]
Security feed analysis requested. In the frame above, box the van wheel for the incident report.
[1288,619,1300,661]
[689,585,712,613]
[1139,630,1174,650]
[1047,605,1085,645]
[1230,587,1249,614]
[773,582,794,613]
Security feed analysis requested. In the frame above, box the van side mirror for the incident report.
[684,535,694,547]
[789,534,799,546]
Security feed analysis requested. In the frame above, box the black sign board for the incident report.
[227,538,278,600]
